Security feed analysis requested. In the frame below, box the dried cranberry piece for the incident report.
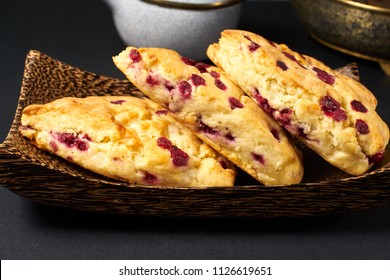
[181,56,196,66]
[244,35,260,52]
[157,137,189,167]
[313,67,335,85]
[268,40,277,47]
[275,109,292,129]
[209,70,226,89]
[146,75,159,86]
[279,108,292,120]
[76,141,89,151]
[157,137,172,149]
[57,133,76,147]
[210,71,220,79]
[320,96,340,117]
[195,62,210,73]
[228,97,244,110]
[320,95,347,121]
[270,128,280,141]
[333,109,348,122]
[355,119,369,135]
[143,171,158,184]
[277,60,288,71]
[248,41,260,52]
[191,74,206,87]
[129,49,141,63]
[253,90,273,114]
[274,108,294,131]
[178,80,192,98]
[351,100,368,113]
[282,51,297,62]
[155,109,168,115]
[198,121,219,136]
[164,81,174,91]
[198,120,234,142]
[215,79,227,90]
[368,151,384,164]
[170,146,189,167]
[251,152,265,165]
[110,100,126,105]
[225,133,235,142]
[253,91,312,137]
[282,51,306,69]
[57,133,89,151]
[274,109,311,138]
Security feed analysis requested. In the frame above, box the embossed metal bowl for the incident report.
[291,0,390,75]
[0,50,390,218]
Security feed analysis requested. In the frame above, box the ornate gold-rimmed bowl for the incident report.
[140,0,242,9]
[1,50,390,218]
[291,0,390,75]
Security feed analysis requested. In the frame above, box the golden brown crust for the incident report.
[20,96,236,187]
[207,29,389,175]
[114,47,304,185]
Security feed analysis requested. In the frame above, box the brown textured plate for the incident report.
[0,50,389,218]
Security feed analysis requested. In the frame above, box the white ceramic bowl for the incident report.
[104,0,243,61]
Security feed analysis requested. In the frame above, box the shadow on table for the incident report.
[27,200,390,234]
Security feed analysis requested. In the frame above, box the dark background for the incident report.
[1,0,390,259]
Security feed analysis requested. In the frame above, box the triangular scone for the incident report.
[207,29,389,176]
[19,96,236,187]
[113,47,304,185]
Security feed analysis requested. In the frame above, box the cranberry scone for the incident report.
[207,29,389,176]
[19,96,236,187]
[113,47,304,185]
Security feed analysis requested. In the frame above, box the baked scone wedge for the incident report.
[207,29,389,176]
[113,47,304,185]
[19,96,236,187]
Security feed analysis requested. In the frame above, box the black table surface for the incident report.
[1,0,390,260]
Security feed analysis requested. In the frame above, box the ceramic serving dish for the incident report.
[103,0,243,61]
[0,50,389,218]
[291,0,390,75]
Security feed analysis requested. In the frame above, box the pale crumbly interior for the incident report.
[19,96,236,187]
[207,29,389,176]
[113,47,304,185]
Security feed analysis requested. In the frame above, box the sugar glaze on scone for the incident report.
[19,96,236,187]
[113,47,304,185]
[207,29,389,176]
